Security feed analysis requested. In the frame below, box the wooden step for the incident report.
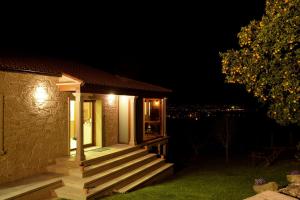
[63,153,158,189]
[81,146,141,166]
[87,158,166,199]
[69,149,148,178]
[55,186,85,200]
[116,163,174,193]
[55,156,78,168]
[55,159,165,200]
[0,173,63,200]
[47,164,76,175]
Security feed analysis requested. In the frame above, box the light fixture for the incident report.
[34,85,48,103]
[108,94,116,105]
[154,100,160,106]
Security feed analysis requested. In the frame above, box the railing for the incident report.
[140,136,169,159]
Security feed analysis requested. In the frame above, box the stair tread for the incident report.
[0,173,62,200]
[56,159,165,199]
[55,186,84,199]
[86,158,165,197]
[117,163,174,193]
[64,154,157,185]
[84,149,147,171]
[55,158,168,199]
[47,164,77,170]
[82,146,140,166]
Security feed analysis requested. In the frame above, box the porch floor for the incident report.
[69,144,134,161]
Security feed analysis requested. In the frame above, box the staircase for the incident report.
[51,146,173,200]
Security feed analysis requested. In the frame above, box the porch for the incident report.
[0,138,172,200]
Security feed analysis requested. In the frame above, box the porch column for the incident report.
[162,144,167,159]
[162,98,167,137]
[73,93,86,162]
[128,96,137,146]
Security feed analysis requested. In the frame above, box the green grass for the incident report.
[101,159,300,200]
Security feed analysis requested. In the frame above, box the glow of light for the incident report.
[119,95,129,102]
[34,85,48,103]
[107,94,116,105]
[154,100,160,106]
[70,100,75,121]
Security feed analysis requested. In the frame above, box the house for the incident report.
[0,57,173,200]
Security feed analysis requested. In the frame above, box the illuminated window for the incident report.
[144,98,162,140]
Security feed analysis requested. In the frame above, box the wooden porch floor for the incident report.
[69,144,134,161]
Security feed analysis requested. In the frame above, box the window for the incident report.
[143,98,162,140]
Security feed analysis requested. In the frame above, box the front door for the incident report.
[83,101,94,147]
[69,100,95,150]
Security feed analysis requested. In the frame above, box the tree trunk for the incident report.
[225,115,230,163]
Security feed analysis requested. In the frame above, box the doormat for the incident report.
[88,147,110,152]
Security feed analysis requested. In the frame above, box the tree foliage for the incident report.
[220,0,300,126]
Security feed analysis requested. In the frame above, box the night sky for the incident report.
[1,0,265,105]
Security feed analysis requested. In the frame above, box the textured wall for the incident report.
[0,71,69,184]
[102,95,119,146]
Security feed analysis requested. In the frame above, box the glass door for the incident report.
[69,100,95,150]
[83,101,94,146]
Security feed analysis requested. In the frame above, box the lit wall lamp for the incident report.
[34,85,48,103]
[107,94,116,105]
[154,100,160,107]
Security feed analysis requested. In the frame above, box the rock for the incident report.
[287,175,300,183]
[253,182,279,193]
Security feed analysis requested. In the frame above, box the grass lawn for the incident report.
[101,159,300,200]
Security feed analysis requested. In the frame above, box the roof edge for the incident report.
[0,65,62,77]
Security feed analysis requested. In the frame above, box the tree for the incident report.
[220,0,300,126]
[216,113,234,163]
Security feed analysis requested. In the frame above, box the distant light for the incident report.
[108,94,116,105]
[195,117,198,121]
[35,85,48,103]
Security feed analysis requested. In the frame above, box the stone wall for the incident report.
[0,71,70,184]
[102,95,119,146]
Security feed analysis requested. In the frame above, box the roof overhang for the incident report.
[56,73,84,92]
[81,83,170,98]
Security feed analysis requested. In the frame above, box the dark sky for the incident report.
[0,1,265,105]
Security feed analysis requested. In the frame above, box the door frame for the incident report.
[68,98,96,151]
[83,100,96,148]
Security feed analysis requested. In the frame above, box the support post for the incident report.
[162,98,167,137]
[129,96,137,146]
[73,93,85,163]
[158,144,161,156]
[162,144,167,159]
